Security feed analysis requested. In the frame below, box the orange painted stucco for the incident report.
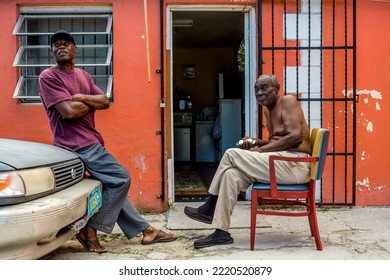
[355,0,390,205]
[1,0,389,211]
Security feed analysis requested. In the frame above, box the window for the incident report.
[12,6,113,103]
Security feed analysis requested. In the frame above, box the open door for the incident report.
[166,5,257,204]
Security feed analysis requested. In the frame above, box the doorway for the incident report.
[167,6,256,203]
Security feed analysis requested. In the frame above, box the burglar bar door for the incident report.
[258,0,356,205]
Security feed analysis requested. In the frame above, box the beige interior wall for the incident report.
[173,47,239,117]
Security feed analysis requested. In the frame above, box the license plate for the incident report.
[87,185,102,219]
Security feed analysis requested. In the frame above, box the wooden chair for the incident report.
[250,128,330,251]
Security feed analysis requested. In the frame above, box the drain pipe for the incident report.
[158,0,165,201]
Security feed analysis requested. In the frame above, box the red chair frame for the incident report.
[250,128,329,251]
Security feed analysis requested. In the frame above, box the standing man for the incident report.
[184,74,312,248]
[38,30,176,253]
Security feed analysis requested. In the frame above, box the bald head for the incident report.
[257,74,280,88]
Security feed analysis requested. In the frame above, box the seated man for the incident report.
[184,74,312,249]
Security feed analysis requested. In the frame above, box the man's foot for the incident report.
[184,206,213,224]
[141,230,177,245]
[194,229,234,249]
[76,226,108,254]
[141,226,177,245]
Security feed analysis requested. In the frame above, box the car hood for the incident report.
[0,138,78,171]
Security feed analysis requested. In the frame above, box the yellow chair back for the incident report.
[310,128,330,180]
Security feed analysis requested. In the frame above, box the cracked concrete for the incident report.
[41,204,390,260]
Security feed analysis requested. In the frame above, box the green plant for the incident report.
[237,38,245,72]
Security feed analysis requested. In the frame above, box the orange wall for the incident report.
[355,0,390,205]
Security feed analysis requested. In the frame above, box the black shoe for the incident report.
[184,206,213,224]
[194,230,234,249]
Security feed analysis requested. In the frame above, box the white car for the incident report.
[0,138,102,260]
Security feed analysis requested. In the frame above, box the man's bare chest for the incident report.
[266,109,286,136]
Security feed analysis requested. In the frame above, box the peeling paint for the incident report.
[357,89,382,99]
[356,177,385,192]
[343,89,357,98]
[343,89,383,99]
[359,150,370,160]
[133,154,148,177]
[359,91,382,110]
[365,120,373,133]
[342,89,351,97]
[356,177,370,191]
[356,177,369,187]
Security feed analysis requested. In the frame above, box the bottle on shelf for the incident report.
[178,90,186,111]
[186,95,192,112]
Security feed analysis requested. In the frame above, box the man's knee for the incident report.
[225,168,250,193]
[225,147,241,155]
[122,169,131,189]
[222,148,241,160]
[114,164,131,190]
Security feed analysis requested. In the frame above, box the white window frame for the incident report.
[12,6,113,103]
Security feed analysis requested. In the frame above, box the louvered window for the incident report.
[12,6,113,103]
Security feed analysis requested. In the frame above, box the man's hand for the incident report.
[249,146,263,152]
[238,137,257,150]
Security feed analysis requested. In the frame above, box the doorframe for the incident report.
[166,4,257,203]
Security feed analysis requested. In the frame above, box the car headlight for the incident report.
[0,172,25,198]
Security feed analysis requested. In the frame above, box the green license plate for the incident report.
[87,185,102,219]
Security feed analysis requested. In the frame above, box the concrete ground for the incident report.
[42,203,390,260]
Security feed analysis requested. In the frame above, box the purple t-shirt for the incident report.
[38,67,105,151]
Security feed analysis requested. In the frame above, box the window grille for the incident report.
[258,0,356,205]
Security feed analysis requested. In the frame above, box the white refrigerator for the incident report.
[174,127,191,161]
[218,99,242,158]
[195,121,217,162]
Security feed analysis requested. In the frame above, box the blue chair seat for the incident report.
[251,182,310,192]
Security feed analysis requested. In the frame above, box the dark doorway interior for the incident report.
[172,11,245,202]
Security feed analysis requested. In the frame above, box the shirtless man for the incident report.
[184,74,312,249]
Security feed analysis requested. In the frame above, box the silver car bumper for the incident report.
[0,178,102,260]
